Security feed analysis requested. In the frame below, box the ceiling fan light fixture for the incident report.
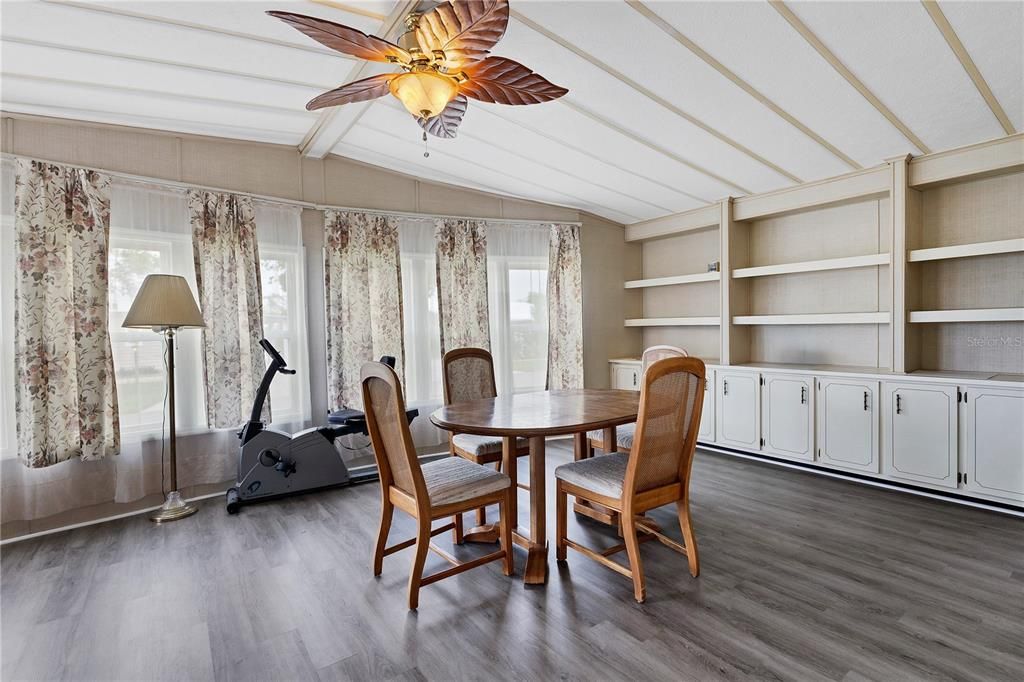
[389,70,458,119]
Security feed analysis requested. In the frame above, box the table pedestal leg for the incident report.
[520,435,548,585]
[572,430,622,527]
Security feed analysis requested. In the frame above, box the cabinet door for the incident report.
[816,378,879,473]
[610,363,640,390]
[964,386,1024,503]
[716,371,760,450]
[761,373,814,461]
[698,370,715,442]
[883,382,958,489]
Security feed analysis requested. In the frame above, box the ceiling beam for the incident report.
[38,0,348,58]
[299,0,420,158]
[768,0,932,154]
[308,0,387,22]
[1,36,334,91]
[510,9,804,185]
[920,0,1016,135]
[625,0,861,170]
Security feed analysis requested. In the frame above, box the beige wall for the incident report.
[580,214,644,387]
[0,112,639,538]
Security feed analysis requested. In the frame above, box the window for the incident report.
[0,161,15,459]
[399,219,444,406]
[108,184,206,436]
[487,224,549,394]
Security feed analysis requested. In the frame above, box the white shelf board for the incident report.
[907,238,1024,263]
[908,308,1024,323]
[624,317,720,327]
[732,253,890,279]
[733,312,890,325]
[624,272,720,289]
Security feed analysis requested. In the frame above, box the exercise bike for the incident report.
[225,339,416,513]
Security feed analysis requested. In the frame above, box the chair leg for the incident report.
[499,492,514,576]
[677,499,700,578]
[453,512,464,545]
[373,498,394,577]
[556,482,567,562]
[621,514,646,603]
[407,517,432,610]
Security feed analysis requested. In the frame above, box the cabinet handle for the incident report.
[633,372,637,387]
[800,386,806,404]
[896,394,902,414]
[723,380,728,396]
[863,391,869,411]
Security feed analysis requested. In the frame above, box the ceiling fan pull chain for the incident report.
[423,131,430,158]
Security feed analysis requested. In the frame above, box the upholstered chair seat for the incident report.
[584,425,635,451]
[452,433,530,457]
[554,452,629,499]
[422,457,511,506]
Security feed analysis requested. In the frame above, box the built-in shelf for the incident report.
[733,253,889,279]
[733,312,890,325]
[908,308,1024,323]
[624,317,720,327]
[907,238,1024,263]
[624,272,720,289]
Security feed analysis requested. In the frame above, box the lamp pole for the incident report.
[150,326,197,523]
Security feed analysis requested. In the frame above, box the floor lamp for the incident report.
[122,274,206,523]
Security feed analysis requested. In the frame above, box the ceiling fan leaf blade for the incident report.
[267,11,409,63]
[306,74,394,110]
[418,95,468,139]
[460,56,568,105]
[415,0,509,69]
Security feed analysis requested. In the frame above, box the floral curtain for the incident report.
[324,210,405,410]
[13,159,120,468]
[435,219,490,354]
[546,223,584,390]
[188,190,267,428]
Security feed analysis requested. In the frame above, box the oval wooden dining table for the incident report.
[431,388,640,585]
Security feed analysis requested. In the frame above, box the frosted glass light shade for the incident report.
[122,274,205,329]
[389,71,457,119]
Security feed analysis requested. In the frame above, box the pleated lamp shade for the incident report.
[122,274,206,329]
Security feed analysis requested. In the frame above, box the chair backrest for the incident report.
[640,345,688,375]
[361,361,426,503]
[442,347,497,405]
[624,357,706,498]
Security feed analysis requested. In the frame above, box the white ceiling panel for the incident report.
[496,16,794,195]
[2,76,313,143]
[0,1,356,88]
[375,99,704,215]
[786,0,1005,152]
[2,41,324,113]
[638,1,922,166]
[939,0,1023,133]
[342,122,640,223]
[358,103,661,221]
[513,1,851,182]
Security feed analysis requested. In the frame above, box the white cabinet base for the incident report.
[964,386,1024,504]
[761,373,814,461]
[883,382,958,490]
[716,371,760,450]
[817,378,879,474]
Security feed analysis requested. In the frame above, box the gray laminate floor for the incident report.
[2,444,1023,682]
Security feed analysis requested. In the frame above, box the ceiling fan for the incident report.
[268,0,568,140]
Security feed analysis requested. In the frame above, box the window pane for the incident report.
[508,268,548,393]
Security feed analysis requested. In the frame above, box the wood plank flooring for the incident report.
[2,444,1023,681]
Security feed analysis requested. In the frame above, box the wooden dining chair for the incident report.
[587,345,688,456]
[442,347,530,540]
[555,356,705,603]
[361,361,514,610]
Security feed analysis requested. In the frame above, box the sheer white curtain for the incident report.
[397,218,448,452]
[487,224,550,394]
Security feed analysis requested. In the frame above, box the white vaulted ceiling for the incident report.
[1,0,1021,223]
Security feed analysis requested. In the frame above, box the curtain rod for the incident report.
[1,152,582,227]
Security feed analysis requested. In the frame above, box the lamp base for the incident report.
[149,490,198,523]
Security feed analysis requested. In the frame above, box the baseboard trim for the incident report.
[698,443,1024,518]
[0,490,227,546]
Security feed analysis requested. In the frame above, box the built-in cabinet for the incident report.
[716,370,760,450]
[816,378,879,473]
[963,386,1024,503]
[698,369,715,442]
[761,373,814,461]
[883,382,959,489]
[609,360,640,391]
